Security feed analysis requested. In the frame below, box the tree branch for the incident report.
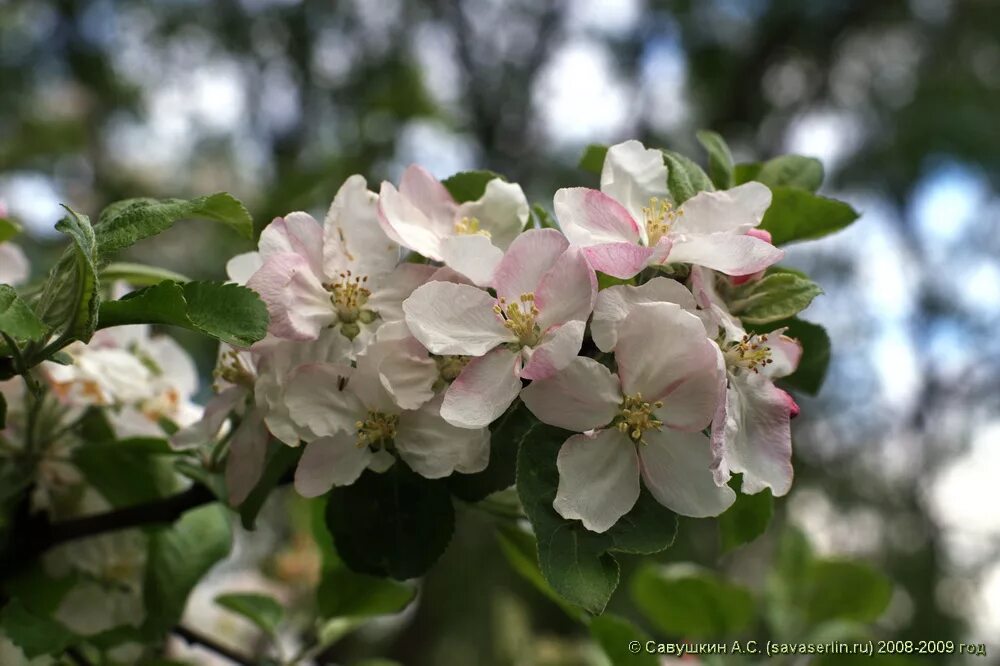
[173,624,255,666]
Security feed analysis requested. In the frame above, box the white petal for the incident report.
[368,262,437,324]
[246,252,334,340]
[615,303,717,403]
[653,341,724,432]
[398,164,458,234]
[491,228,568,301]
[441,346,521,428]
[396,396,491,478]
[403,281,511,355]
[295,433,372,497]
[377,181,446,260]
[581,242,654,279]
[535,246,596,329]
[225,408,270,506]
[591,277,699,352]
[284,364,362,438]
[144,334,199,398]
[171,386,247,450]
[553,187,640,246]
[225,251,263,285]
[368,449,396,473]
[439,234,505,287]
[674,182,772,235]
[667,233,784,276]
[763,330,802,379]
[554,429,641,533]
[455,178,530,250]
[521,356,620,432]
[258,212,325,275]
[639,429,736,517]
[520,320,585,381]
[0,243,29,285]
[600,140,670,223]
[323,174,400,279]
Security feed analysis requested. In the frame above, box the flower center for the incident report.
[642,197,681,246]
[215,349,255,389]
[434,354,470,383]
[354,410,398,449]
[724,334,774,373]
[493,293,541,346]
[614,392,664,444]
[324,270,377,340]
[454,216,492,238]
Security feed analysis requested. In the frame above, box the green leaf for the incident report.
[0,217,21,243]
[441,170,502,203]
[142,504,232,638]
[746,155,825,192]
[98,280,268,348]
[696,130,735,189]
[516,420,677,614]
[33,207,100,343]
[804,560,892,625]
[448,402,532,502]
[0,285,47,341]
[750,317,831,395]
[73,439,181,507]
[0,599,78,658]
[719,486,773,553]
[215,592,284,635]
[578,144,609,174]
[495,525,584,621]
[589,614,659,666]
[760,187,858,245]
[100,262,191,286]
[95,193,253,262]
[662,150,714,205]
[631,563,755,639]
[728,272,823,324]
[317,567,416,619]
[239,441,298,529]
[325,462,454,580]
[531,203,557,229]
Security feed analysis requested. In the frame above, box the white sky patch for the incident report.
[870,326,921,411]
[855,209,918,321]
[784,109,863,173]
[0,173,67,237]
[533,38,630,147]
[931,421,1000,540]
[566,0,641,36]
[392,120,478,180]
[640,38,689,134]
[911,163,985,245]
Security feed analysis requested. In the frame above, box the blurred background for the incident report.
[2,0,999,663]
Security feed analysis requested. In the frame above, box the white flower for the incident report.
[245,175,432,347]
[402,228,596,428]
[521,303,735,533]
[378,165,530,285]
[553,140,783,278]
[0,242,29,286]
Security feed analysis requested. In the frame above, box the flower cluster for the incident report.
[177,139,804,533]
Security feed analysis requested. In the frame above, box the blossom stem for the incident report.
[173,624,255,666]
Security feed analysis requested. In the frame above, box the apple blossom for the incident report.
[284,338,490,497]
[402,228,596,428]
[377,165,530,285]
[690,266,802,496]
[553,140,783,279]
[521,302,735,532]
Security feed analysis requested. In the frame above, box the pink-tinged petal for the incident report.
[582,242,654,279]
[521,356,620,432]
[368,321,437,410]
[763,330,802,379]
[491,228,568,301]
[170,386,247,450]
[294,433,372,497]
[554,429,641,533]
[398,164,458,233]
[258,212,325,275]
[284,363,362,438]
[688,266,743,340]
[0,243,29,285]
[673,182,772,235]
[591,277,699,352]
[648,236,674,265]
[553,187,641,246]
[520,320,585,381]
[226,251,263,285]
[640,429,736,517]
[667,233,784,276]
[323,174,399,279]
[441,346,521,428]
[403,281,511,356]
[600,140,670,224]
[377,181,445,260]
[709,348,732,487]
[246,252,333,341]
[439,234,505,287]
[225,407,269,506]
[713,376,794,496]
[368,262,437,324]
[654,342,724,432]
[535,247,596,329]
[455,179,530,251]
[396,395,491,478]
[747,228,772,242]
[615,303,717,402]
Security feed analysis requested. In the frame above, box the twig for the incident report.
[173,624,255,666]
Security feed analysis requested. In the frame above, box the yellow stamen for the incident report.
[614,393,664,444]
[492,293,541,346]
[642,196,681,246]
[724,334,774,374]
[454,216,492,238]
[323,270,377,339]
[355,410,398,449]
